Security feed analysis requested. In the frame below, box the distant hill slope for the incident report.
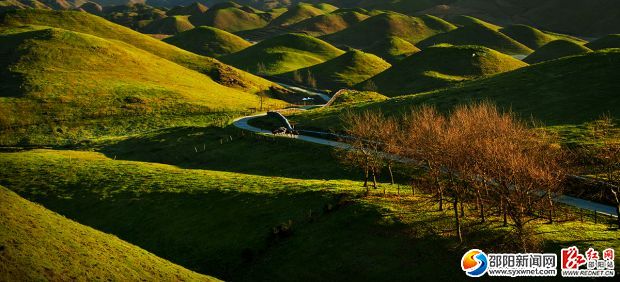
[500,24,586,50]
[188,3,269,32]
[139,15,194,34]
[0,186,218,281]
[363,36,420,63]
[0,9,277,94]
[0,27,286,128]
[296,49,620,129]
[524,40,592,64]
[359,44,527,96]
[166,2,208,16]
[288,8,369,37]
[269,2,337,27]
[221,33,344,75]
[449,15,501,30]
[280,50,391,90]
[163,25,250,57]
[330,89,388,105]
[586,34,620,50]
[417,21,533,55]
[322,12,456,49]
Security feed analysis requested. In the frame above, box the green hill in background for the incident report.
[163,26,251,57]
[280,50,391,90]
[500,24,586,50]
[586,34,620,50]
[524,40,592,64]
[321,12,456,49]
[0,185,218,281]
[221,33,344,75]
[139,15,194,35]
[417,20,533,55]
[360,44,527,96]
[188,2,269,32]
[363,36,420,63]
[269,2,338,27]
[288,8,369,37]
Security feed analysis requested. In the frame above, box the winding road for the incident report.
[233,113,618,218]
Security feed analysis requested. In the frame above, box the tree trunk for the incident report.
[453,195,462,243]
[437,176,443,211]
[372,168,377,189]
[547,191,554,224]
[388,163,394,185]
[363,166,369,188]
[502,198,508,227]
[460,201,465,217]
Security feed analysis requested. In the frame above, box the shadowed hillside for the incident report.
[500,24,586,50]
[288,8,369,37]
[188,1,270,32]
[359,44,527,96]
[280,50,391,90]
[163,26,251,57]
[363,36,420,63]
[0,185,218,281]
[221,33,344,75]
[524,40,592,64]
[321,12,456,49]
[269,2,337,27]
[139,15,194,34]
[586,34,620,50]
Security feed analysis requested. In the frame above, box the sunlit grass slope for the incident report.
[163,26,251,57]
[280,50,391,89]
[288,8,369,37]
[288,49,620,130]
[364,36,421,63]
[221,33,344,75]
[321,12,456,49]
[0,27,286,129]
[139,15,195,35]
[0,9,276,93]
[269,2,338,27]
[360,44,527,96]
[0,185,218,281]
[524,40,592,64]
[417,20,533,55]
[188,3,269,32]
[500,24,586,50]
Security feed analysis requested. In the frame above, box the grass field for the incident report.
[163,26,251,57]
[221,33,344,75]
[0,185,218,281]
[358,44,527,96]
[278,48,620,131]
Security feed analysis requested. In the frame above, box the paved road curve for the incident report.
[233,114,618,218]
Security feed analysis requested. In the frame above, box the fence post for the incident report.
[594,210,598,224]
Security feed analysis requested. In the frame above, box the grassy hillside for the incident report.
[364,36,420,63]
[0,9,277,94]
[330,89,388,105]
[0,185,218,281]
[586,34,620,50]
[417,21,533,55]
[449,15,501,30]
[269,2,338,27]
[321,12,456,49]
[221,33,344,75]
[0,27,286,140]
[524,40,592,64]
[289,49,620,130]
[359,44,527,96]
[139,15,195,35]
[288,9,369,37]
[188,4,269,32]
[500,24,586,50]
[280,50,391,90]
[163,26,251,57]
[166,2,208,16]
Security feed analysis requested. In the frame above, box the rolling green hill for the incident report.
[524,40,592,64]
[359,44,527,96]
[290,49,620,130]
[363,36,420,63]
[586,34,620,50]
[329,89,388,105]
[288,8,369,37]
[139,15,194,35]
[0,185,218,281]
[280,50,391,90]
[166,2,208,16]
[321,12,456,49]
[188,2,269,32]
[500,24,586,50]
[163,26,251,57]
[0,27,286,132]
[417,20,533,55]
[220,33,344,75]
[269,2,338,27]
[0,9,277,94]
[449,15,501,30]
